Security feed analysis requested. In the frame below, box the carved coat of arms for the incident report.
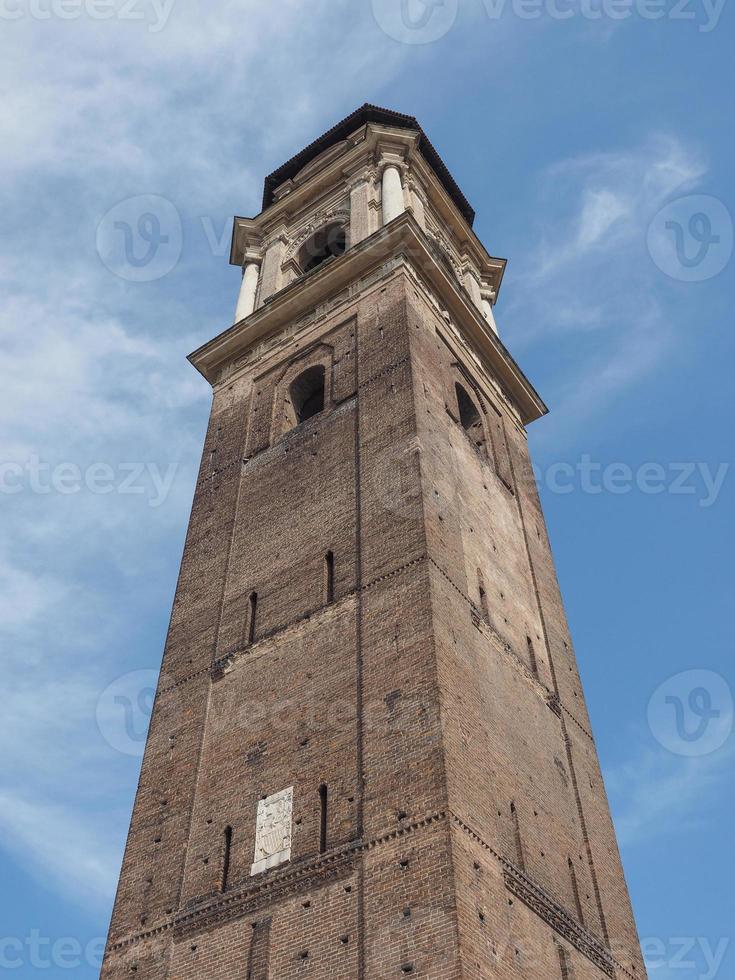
[251,786,293,875]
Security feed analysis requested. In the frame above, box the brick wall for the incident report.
[102,264,645,979]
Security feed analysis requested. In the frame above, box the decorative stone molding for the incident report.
[108,810,448,950]
[108,804,624,974]
[283,209,351,265]
[426,230,463,283]
[193,215,545,424]
[503,863,616,977]
[174,849,355,942]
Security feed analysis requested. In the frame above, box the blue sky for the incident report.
[0,1,732,976]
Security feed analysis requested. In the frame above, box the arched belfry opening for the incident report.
[298,223,346,274]
[455,383,486,453]
[287,365,326,428]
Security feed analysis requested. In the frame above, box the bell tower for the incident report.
[102,105,647,979]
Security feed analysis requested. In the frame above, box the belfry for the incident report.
[102,105,646,979]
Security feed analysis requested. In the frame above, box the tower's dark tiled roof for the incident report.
[262,103,475,227]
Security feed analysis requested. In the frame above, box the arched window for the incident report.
[298,223,346,275]
[455,383,486,453]
[287,366,326,427]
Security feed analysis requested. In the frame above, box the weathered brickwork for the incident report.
[102,110,646,978]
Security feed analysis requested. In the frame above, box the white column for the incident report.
[482,296,499,336]
[381,165,405,225]
[234,261,260,323]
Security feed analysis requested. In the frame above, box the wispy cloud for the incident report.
[0,0,414,915]
[503,134,708,445]
[0,791,119,906]
[606,737,734,848]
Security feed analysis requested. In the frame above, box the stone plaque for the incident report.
[250,786,293,876]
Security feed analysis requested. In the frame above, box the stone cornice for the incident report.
[449,813,619,979]
[107,806,625,979]
[230,121,504,292]
[260,104,475,222]
[106,810,448,953]
[503,862,616,977]
[192,213,547,425]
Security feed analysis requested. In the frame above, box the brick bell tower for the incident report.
[102,105,647,979]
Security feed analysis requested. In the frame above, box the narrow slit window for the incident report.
[526,635,539,679]
[568,857,585,925]
[556,943,571,980]
[324,551,335,604]
[477,569,490,624]
[221,826,232,892]
[510,802,525,870]
[248,592,258,644]
[319,785,328,854]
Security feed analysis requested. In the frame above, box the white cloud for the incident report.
[0,791,119,906]
[503,134,708,445]
[606,737,735,848]
[0,0,415,916]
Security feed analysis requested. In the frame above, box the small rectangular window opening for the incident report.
[325,551,335,604]
[319,785,328,854]
[477,570,490,624]
[221,826,232,892]
[510,802,525,870]
[248,592,258,644]
[526,635,539,679]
